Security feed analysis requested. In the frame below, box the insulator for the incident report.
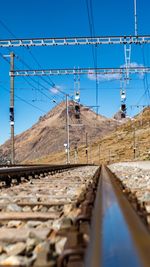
[121,90,126,100]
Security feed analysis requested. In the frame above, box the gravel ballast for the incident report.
[108,161,150,227]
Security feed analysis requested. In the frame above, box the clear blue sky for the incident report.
[0,0,150,144]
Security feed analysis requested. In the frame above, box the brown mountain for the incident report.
[38,106,149,166]
[76,106,150,165]
[1,101,119,163]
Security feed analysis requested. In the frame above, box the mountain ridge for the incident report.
[1,101,119,163]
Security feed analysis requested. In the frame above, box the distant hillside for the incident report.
[1,101,119,163]
[78,106,150,164]
[27,106,150,165]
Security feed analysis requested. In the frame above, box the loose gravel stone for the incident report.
[32,205,39,212]
[22,206,32,212]
[0,254,6,261]
[0,255,33,266]
[7,220,22,228]
[26,238,37,253]
[6,204,22,212]
[0,256,20,266]
[33,242,55,267]
[41,206,48,212]
[55,237,67,254]
[0,244,3,254]
[4,242,26,256]
[63,204,72,215]
[109,162,150,218]
[27,221,43,228]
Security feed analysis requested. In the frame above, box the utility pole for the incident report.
[89,142,92,164]
[133,126,136,160]
[10,52,15,165]
[109,149,111,163]
[66,94,70,164]
[86,132,88,164]
[74,145,78,164]
[98,144,101,165]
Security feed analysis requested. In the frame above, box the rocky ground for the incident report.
[109,161,150,227]
[0,166,98,266]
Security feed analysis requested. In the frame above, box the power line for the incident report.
[1,46,56,101]
[16,54,55,88]
[0,50,56,102]
[27,48,56,87]
[0,19,57,92]
[0,19,16,38]
[0,46,62,103]
[1,85,46,113]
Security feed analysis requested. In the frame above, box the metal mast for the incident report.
[124,44,131,84]
[134,0,138,36]
[10,52,15,164]
[121,40,132,118]
[66,94,70,164]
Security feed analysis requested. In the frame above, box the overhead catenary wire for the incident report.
[1,48,57,102]
[1,85,47,113]
[0,50,57,103]
[0,19,65,103]
[0,19,56,88]
[0,13,149,118]
[0,48,63,103]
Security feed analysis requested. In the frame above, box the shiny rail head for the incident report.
[85,165,150,267]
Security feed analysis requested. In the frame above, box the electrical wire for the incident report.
[0,19,56,88]
[1,85,46,113]
[0,24,64,104]
[0,49,56,103]
[0,19,65,103]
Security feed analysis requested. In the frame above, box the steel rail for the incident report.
[12,66,150,77]
[85,165,150,267]
[0,164,88,182]
[0,35,150,48]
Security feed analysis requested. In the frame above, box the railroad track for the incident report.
[0,164,99,266]
[86,165,150,267]
[0,164,149,266]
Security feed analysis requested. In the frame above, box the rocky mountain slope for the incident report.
[1,101,119,163]
[77,106,150,165]
[28,106,150,165]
